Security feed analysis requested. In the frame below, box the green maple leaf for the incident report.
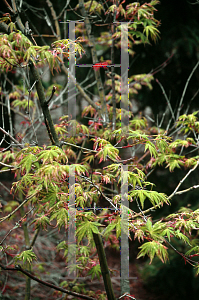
[76,220,102,244]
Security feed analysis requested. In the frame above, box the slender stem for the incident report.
[156,79,175,121]
[0,127,23,149]
[0,101,30,121]
[0,193,36,224]
[131,160,199,219]
[29,228,40,249]
[29,63,60,146]
[92,233,116,300]
[61,65,100,112]
[3,0,14,13]
[168,160,199,200]
[0,263,95,300]
[46,0,61,39]
[176,61,199,120]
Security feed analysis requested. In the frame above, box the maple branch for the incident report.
[0,162,17,173]
[0,101,30,121]
[46,0,61,39]
[29,63,60,146]
[61,65,101,112]
[46,85,56,105]
[92,233,116,300]
[0,127,23,149]
[0,193,36,224]
[156,79,175,121]
[78,174,118,210]
[0,206,34,245]
[0,263,96,300]
[61,141,97,153]
[3,0,14,13]
[131,161,199,219]
[176,61,199,120]
[168,160,199,200]
[29,228,40,249]
[175,184,199,195]
[1,5,60,147]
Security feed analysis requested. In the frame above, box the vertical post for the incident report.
[120,22,130,295]
[68,21,77,278]
[121,165,130,295]
[68,21,76,136]
[121,23,129,132]
[68,165,76,278]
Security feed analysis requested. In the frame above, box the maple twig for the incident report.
[174,184,199,195]
[78,175,117,210]
[0,206,34,245]
[176,61,199,120]
[46,0,61,39]
[61,141,97,153]
[0,127,23,149]
[168,160,199,200]
[3,0,14,13]
[131,161,199,219]
[0,263,96,300]
[46,85,56,105]
[0,193,37,224]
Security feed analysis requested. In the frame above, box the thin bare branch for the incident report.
[176,61,199,120]
[0,263,95,300]
[46,0,61,39]
[156,79,175,122]
[0,192,38,224]
[0,127,23,149]
[168,160,199,200]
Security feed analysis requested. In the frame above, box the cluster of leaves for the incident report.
[75,0,160,57]
[2,109,199,273]
[105,73,154,103]
[1,1,199,299]
[9,83,62,112]
[94,0,160,54]
[0,21,84,73]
